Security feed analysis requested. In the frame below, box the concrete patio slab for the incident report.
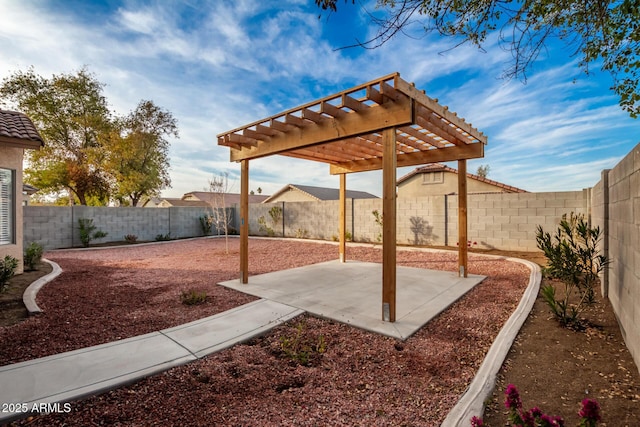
[219,260,486,340]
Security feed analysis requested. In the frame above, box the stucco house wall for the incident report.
[0,146,25,274]
[398,170,513,197]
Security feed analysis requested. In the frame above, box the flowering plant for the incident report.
[470,384,601,427]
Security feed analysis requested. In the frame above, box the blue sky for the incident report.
[1,1,638,198]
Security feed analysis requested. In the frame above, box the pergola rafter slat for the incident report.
[217,72,487,323]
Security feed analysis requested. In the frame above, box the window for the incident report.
[0,168,15,245]
[422,171,443,185]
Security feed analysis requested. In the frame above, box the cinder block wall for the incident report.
[592,143,640,371]
[24,206,212,250]
[445,191,590,251]
[253,192,589,251]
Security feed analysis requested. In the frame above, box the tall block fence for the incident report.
[591,142,640,372]
[23,206,217,249]
[249,191,590,252]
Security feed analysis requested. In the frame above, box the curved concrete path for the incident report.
[0,299,303,424]
[2,243,541,426]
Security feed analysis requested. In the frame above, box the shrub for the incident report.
[124,234,138,244]
[295,228,309,239]
[78,218,108,247]
[279,321,327,366]
[155,233,172,241]
[180,289,207,305]
[372,209,383,242]
[0,255,19,292]
[257,216,275,236]
[23,242,43,271]
[199,214,213,235]
[258,206,282,237]
[536,213,609,328]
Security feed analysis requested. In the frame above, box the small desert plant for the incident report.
[199,214,214,235]
[257,206,283,237]
[279,321,327,366]
[372,209,383,242]
[155,233,172,241]
[1,255,19,292]
[23,242,43,271]
[257,216,275,236]
[124,234,138,244]
[332,230,352,242]
[180,289,207,305]
[78,218,108,247]
[295,228,309,239]
[536,213,609,328]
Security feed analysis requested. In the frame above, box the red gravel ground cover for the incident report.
[1,238,530,426]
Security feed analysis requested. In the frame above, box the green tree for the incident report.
[107,100,178,206]
[316,0,640,118]
[0,67,112,204]
[1,68,178,206]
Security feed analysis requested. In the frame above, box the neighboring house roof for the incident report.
[397,163,528,193]
[160,198,210,207]
[22,184,39,195]
[263,184,379,203]
[183,191,270,207]
[0,109,44,149]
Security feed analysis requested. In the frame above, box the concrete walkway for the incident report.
[0,299,303,424]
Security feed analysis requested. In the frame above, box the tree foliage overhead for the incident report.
[316,0,640,118]
[0,68,178,205]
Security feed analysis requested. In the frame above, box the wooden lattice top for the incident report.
[217,72,486,174]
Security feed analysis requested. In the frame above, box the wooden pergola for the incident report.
[217,72,486,322]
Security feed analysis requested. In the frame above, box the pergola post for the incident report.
[240,159,249,283]
[382,127,397,322]
[339,173,346,263]
[458,159,468,278]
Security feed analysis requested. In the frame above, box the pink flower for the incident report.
[470,415,484,427]
[579,398,601,425]
[504,384,522,410]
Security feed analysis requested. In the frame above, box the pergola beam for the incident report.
[329,142,483,174]
[228,97,413,162]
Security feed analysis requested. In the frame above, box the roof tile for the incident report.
[0,109,44,144]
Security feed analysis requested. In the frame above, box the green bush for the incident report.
[23,242,43,271]
[1,255,19,292]
[78,218,108,247]
[536,213,609,328]
[155,233,172,241]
